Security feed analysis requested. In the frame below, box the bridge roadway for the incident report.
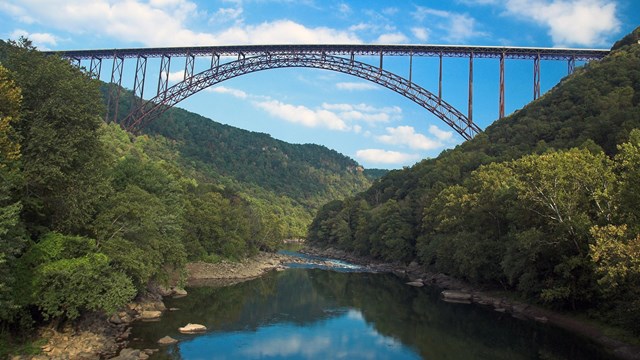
[49,44,609,61]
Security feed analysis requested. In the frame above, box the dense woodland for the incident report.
[0,37,373,344]
[308,27,640,333]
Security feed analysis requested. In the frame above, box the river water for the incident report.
[130,256,613,359]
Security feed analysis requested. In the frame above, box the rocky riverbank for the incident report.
[11,251,294,360]
[301,246,640,360]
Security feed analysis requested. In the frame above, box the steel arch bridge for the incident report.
[49,44,609,140]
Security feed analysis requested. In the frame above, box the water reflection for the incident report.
[130,269,613,360]
[181,309,420,360]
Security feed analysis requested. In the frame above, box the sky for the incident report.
[1,0,638,169]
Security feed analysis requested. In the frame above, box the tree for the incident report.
[17,233,135,320]
[0,64,26,321]
[1,39,109,235]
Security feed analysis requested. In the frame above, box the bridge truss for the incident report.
[49,44,609,139]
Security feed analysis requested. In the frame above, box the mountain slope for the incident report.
[308,28,640,332]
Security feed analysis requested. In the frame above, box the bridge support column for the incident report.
[379,51,383,73]
[89,56,102,79]
[438,52,443,104]
[184,52,195,83]
[408,52,413,86]
[499,52,505,119]
[157,54,171,99]
[211,53,220,73]
[106,54,124,123]
[568,55,576,75]
[131,55,148,126]
[468,52,474,123]
[533,53,541,100]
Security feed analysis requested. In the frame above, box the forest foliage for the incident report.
[308,28,640,333]
[0,37,371,331]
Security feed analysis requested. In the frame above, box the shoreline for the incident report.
[301,246,640,360]
[17,249,640,359]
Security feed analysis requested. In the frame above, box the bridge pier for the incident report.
[106,54,124,123]
[157,54,171,99]
[132,55,148,125]
[499,52,505,119]
[533,54,541,100]
[89,56,101,79]
[468,52,473,123]
[438,52,443,104]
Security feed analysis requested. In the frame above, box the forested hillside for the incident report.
[104,86,379,236]
[0,37,372,343]
[308,27,640,333]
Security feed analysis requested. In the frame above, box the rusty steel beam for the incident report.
[89,56,102,79]
[129,54,148,129]
[468,52,474,124]
[106,54,124,123]
[499,52,505,119]
[157,54,171,98]
[533,53,541,100]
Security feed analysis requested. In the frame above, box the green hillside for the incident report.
[0,37,374,339]
[308,27,640,333]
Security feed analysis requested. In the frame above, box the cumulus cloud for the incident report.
[0,0,361,47]
[377,126,443,150]
[254,100,350,131]
[375,32,409,44]
[501,0,620,47]
[9,29,58,49]
[411,27,430,42]
[355,149,420,164]
[321,103,402,124]
[207,86,248,99]
[428,125,454,141]
[412,6,486,42]
[335,82,379,91]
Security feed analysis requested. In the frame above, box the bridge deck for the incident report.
[47,44,609,61]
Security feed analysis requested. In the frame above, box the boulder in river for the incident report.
[140,311,162,320]
[173,288,188,297]
[179,323,207,334]
[157,336,179,345]
[406,281,424,287]
[441,290,472,303]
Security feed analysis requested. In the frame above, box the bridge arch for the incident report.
[123,53,481,140]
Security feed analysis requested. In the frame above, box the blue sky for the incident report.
[1,1,638,169]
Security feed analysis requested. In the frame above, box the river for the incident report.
[129,255,614,359]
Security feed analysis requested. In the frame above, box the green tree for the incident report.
[0,64,26,322]
[1,39,109,235]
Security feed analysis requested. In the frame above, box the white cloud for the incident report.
[338,3,351,15]
[167,70,186,83]
[381,7,400,16]
[207,86,248,99]
[0,1,361,47]
[375,32,409,44]
[356,149,420,164]
[428,125,454,141]
[214,20,361,44]
[501,0,620,47]
[254,100,350,131]
[335,82,378,91]
[411,27,430,42]
[412,6,486,42]
[321,103,401,124]
[377,126,443,150]
[9,29,58,49]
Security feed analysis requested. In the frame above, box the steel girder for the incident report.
[123,53,481,140]
[48,44,609,62]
